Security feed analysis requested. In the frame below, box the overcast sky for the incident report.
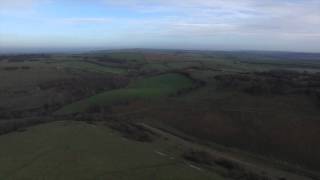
[0,0,319,52]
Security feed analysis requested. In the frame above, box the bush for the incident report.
[3,67,19,71]
[109,122,154,142]
[183,150,213,165]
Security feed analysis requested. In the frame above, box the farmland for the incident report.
[0,50,320,180]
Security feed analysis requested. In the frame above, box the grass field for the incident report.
[57,73,194,114]
[0,121,221,180]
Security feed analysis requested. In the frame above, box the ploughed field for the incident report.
[0,50,320,180]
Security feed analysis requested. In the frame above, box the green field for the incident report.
[0,121,220,180]
[57,73,194,114]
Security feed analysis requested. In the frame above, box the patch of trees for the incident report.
[215,70,320,98]
[0,75,129,121]
[2,66,31,71]
[21,66,31,70]
[0,117,52,135]
[94,56,144,70]
[316,90,320,107]
[108,121,154,142]
[69,108,154,142]
[183,150,214,166]
[39,75,129,101]
[96,56,126,64]
[0,54,50,62]
[3,67,19,71]
[0,104,60,120]
[83,59,127,69]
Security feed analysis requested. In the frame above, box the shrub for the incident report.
[183,150,213,166]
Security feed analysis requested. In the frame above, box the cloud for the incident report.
[0,0,52,16]
[100,0,320,38]
[0,0,43,9]
[2,0,319,37]
[62,18,113,25]
[1,0,319,52]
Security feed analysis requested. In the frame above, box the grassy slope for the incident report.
[0,121,221,180]
[57,73,194,114]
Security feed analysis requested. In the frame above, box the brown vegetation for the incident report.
[183,150,270,180]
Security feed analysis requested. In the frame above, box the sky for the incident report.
[0,0,320,53]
